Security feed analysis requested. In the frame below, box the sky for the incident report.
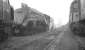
[9,0,73,27]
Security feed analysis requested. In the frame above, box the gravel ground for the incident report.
[1,24,85,50]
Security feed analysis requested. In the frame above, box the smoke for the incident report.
[9,0,73,27]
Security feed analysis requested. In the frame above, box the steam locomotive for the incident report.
[70,0,85,37]
[0,0,52,43]
[0,0,14,43]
